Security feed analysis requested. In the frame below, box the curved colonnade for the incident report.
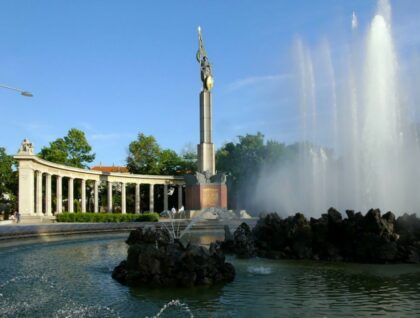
[14,153,185,217]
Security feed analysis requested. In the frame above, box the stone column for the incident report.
[178,185,183,209]
[56,176,62,214]
[68,177,74,213]
[135,183,140,214]
[81,179,86,213]
[94,180,99,213]
[18,162,34,215]
[121,182,126,214]
[197,90,215,175]
[36,171,43,215]
[149,184,154,212]
[45,173,52,216]
[107,181,113,213]
[163,184,168,211]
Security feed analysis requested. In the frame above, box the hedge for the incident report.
[56,212,159,223]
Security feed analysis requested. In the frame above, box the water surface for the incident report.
[1,233,420,317]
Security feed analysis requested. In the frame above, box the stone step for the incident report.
[19,215,43,224]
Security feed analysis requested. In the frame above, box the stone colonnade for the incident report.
[14,154,185,217]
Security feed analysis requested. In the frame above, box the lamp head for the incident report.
[21,91,33,97]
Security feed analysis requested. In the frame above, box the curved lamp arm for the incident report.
[0,84,33,97]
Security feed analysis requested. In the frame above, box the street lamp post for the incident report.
[0,84,33,97]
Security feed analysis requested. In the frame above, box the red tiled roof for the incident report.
[91,166,129,173]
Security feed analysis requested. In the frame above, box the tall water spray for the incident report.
[255,0,420,216]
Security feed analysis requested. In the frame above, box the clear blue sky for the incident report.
[1,0,419,165]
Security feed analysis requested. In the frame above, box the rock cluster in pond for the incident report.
[112,226,235,287]
[220,208,420,263]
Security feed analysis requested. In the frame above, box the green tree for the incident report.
[159,149,182,175]
[263,140,288,166]
[39,128,95,168]
[127,133,195,175]
[216,133,266,208]
[0,147,18,210]
[178,144,197,174]
[127,133,162,174]
[216,133,300,210]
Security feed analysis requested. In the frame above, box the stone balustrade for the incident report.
[14,152,185,217]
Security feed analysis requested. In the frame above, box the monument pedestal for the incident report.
[185,183,227,210]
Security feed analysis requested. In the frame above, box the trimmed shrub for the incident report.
[56,212,159,223]
[135,212,159,222]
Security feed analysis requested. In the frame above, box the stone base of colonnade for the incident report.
[19,214,56,224]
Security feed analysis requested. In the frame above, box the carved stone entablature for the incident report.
[184,171,227,185]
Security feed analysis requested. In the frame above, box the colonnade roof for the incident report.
[14,154,185,185]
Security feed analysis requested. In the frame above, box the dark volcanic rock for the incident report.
[225,208,420,264]
[112,226,235,287]
[251,212,313,259]
[252,212,289,255]
[396,213,420,243]
[219,225,235,254]
[219,223,256,258]
[232,223,256,258]
[395,214,420,263]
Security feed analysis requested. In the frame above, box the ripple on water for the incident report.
[1,235,420,318]
[247,265,272,275]
[52,302,121,318]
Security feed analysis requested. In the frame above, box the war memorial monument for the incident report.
[13,26,228,222]
[184,26,228,212]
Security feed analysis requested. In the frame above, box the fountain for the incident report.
[159,206,249,245]
[256,0,420,216]
[112,225,235,287]
[111,202,254,288]
[146,300,193,318]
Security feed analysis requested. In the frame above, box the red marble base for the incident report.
[185,183,227,210]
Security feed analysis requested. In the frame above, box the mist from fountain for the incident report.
[161,207,237,242]
[255,0,420,216]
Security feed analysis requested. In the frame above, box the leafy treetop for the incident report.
[127,133,197,175]
[0,147,17,203]
[38,128,95,169]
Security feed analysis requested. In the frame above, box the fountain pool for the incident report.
[1,233,420,317]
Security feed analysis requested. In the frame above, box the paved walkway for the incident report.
[0,219,257,240]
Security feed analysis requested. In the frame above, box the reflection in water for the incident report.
[0,233,420,317]
[247,266,272,275]
[181,230,224,246]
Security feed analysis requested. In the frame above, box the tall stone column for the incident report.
[18,163,35,215]
[56,176,62,214]
[45,173,52,216]
[178,185,183,209]
[121,182,126,214]
[135,183,140,214]
[36,171,43,215]
[149,184,154,212]
[94,180,99,213]
[197,90,215,175]
[81,179,86,213]
[163,184,168,211]
[107,181,113,213]
[68,177,74,213]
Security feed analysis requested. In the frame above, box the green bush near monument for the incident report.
[56,212,159,223]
